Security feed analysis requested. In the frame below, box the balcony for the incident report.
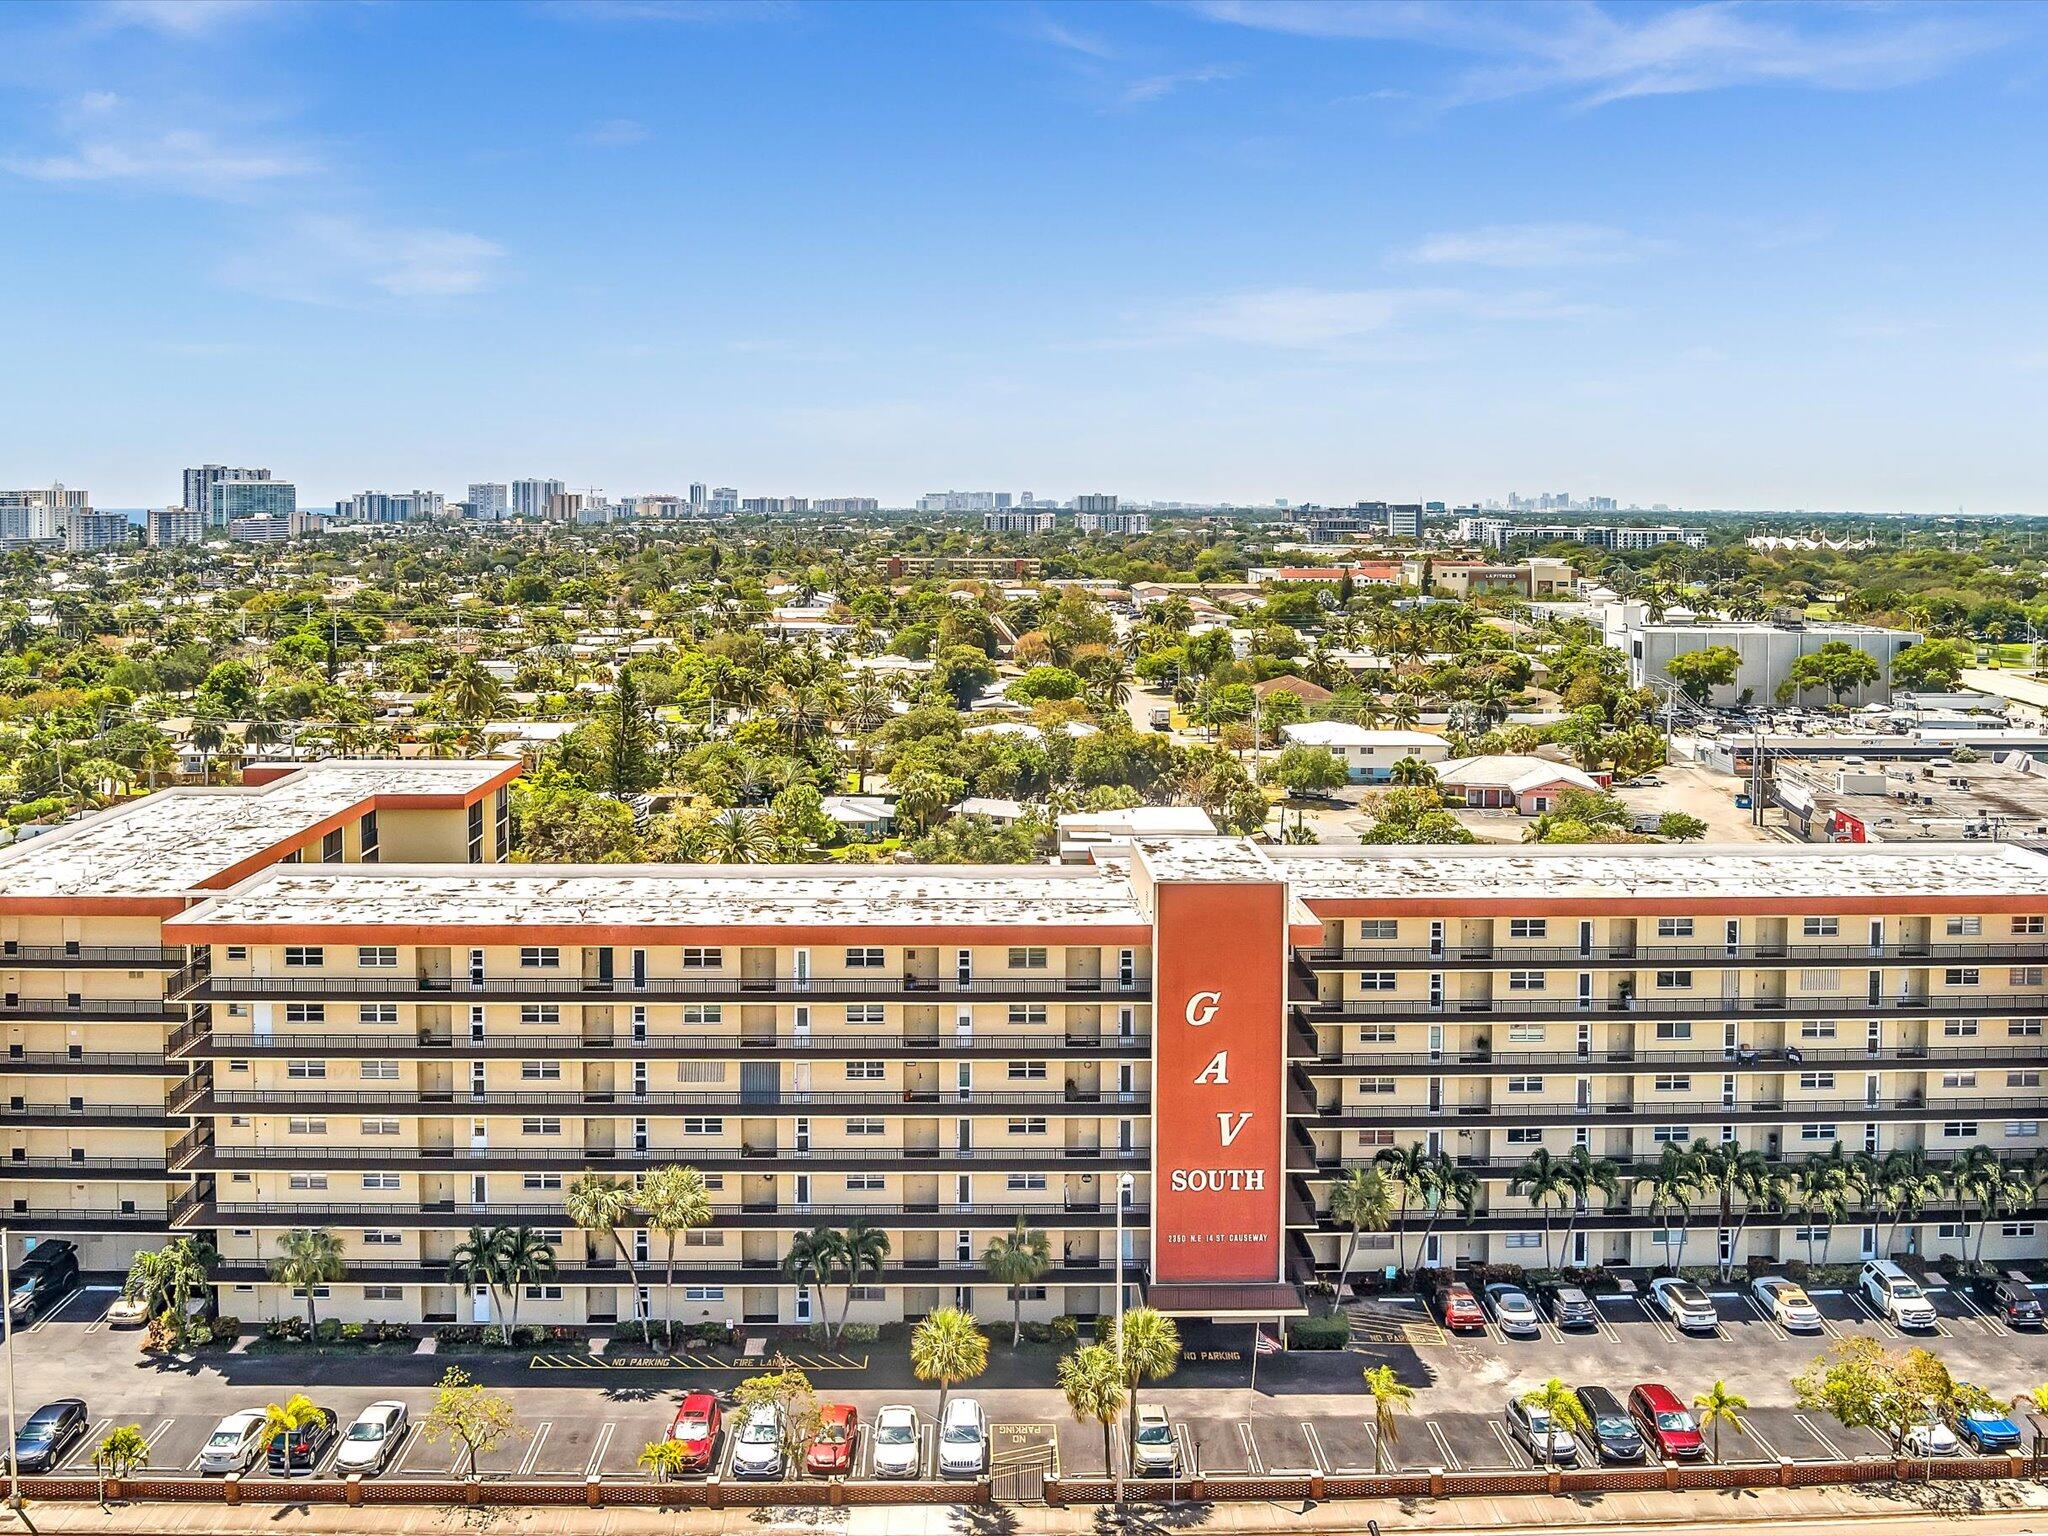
[1315,1092,2043,1128]
[1302,991,2048,1024]
[1294,1042,2048,1074]
[7,1100,177,1127]
[188,1143,1149,1174]
[0,1208,171,1234]
[205,1257,1141,1288]
[192,1087,1150,1116]
[187,973,1151,1005]
[172,1026,1152,1061]
[2,1155,173,1179]
[1,943,192,970]
[1295,939,2048,970]
[2,1047,174,1074]
[0,998,184,1023]
[179,1199,1144,1230]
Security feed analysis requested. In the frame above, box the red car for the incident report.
[1440,1281,1485,1331]
[668,1392,722,1473]
[1628,1383,1704,1460]
[806,1403,858,1477]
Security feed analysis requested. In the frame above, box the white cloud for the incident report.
[1121,63,1239,105]
[577,117,651,146]
[218,215,506,305]
[4,126,313,198]
[1021,11,1118,61]
[1189,0,2000,107]
[1396,221,1655,267]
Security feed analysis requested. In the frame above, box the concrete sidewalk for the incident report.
[7,1479,2048,1536]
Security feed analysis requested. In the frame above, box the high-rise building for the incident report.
[146,507,208,547]
[708,487,740,516]
[467,483,509,521]
[0,484,87,545]
[689,482,707,511]
[183,466,270,518]
[64,510,133,553]
[1073,493,1118,515]
[333,490,446,523]
[1386,504,1423,540]
[511,479,565,519]
[919,491,1011,513]
[207,478,296,528]
[228,510,325,543]
[982,509,1058,534]
[1074,509,1151,535]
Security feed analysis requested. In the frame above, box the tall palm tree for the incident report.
[499,1226,558,1338]
[1056,1343,1125,1473]
[833,1221,891,1340]
[1111,1306,1180,1455]
[124,1237,218,1343]
[1416,1160,1478,1273]
[564,1173,650,1343]
[1981,1165,2036,1267]
[909,1306,989,1423]
[982,1220,1053,1346]
[1519,1378,1590,1469]
[1643,1144,1704,1273]
[1693,1380,1750,1465]
[1793,1150,1854,1269]
[1329,1167,1394,1292]
[640,1165,712,1345]
[269,1228,345,1338]
[1362,1364,1413,1475]
[706,807,773,864]
[784,1227,838,1329]
[1374,1143,1436,1273]
[1878,1147,1941,1259]
[1556,1146,1623,1274]
[1717,1147,1780,1280]
[447,1225,512,1342]
[1947,1145,2003,1265]
[1509,1149,1574,1272]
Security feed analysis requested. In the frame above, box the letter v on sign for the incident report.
[1217,1112,1251,1147]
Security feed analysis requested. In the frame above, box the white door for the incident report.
[793,948,810,993]
[472,1286,492,1324]
[469,1118,487,1151]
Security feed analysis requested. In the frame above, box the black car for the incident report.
[265,1408,339,1476]
[8,1247,79,1325]
[1544,1283,1598,1329]
[1573,1385,1646,1464]
[12,1399,88,1474]
[1969,1273,2045,1328]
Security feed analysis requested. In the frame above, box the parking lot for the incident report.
[12,1270,2048,1493]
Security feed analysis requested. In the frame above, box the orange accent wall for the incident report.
[1149,880,1286,1287]
[159,919,1153,948]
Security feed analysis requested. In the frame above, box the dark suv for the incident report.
[1573,1385,1646,1463]
[1969,1272,2045,1328]
[8,1243,79,1325]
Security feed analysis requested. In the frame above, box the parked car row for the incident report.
[190,1402,408,1477]
[1506,1382,1702,1466]
[666,1392,988,1480]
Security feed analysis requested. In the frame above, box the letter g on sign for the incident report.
[1184,990,1222,1028]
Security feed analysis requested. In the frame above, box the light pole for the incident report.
[2,1231,18,1515]
[1112,1171,1134,1506]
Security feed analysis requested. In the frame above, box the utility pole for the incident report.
[2,1233,18,1514]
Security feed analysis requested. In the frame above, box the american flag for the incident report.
[1254,1328,1282,1355]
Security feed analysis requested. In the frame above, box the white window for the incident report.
[1356,972,1396,992]
[520,1060,562,1081]
[1944,1018,1980,1038]
[1655,970,1693,989]
[1800,1021,1838,1040]
[362,1173,401,1191]
[1947,968,1982,987]
[1355,1077,1396,1095]
[1356,920,1398,940]
[683,1286,726,1301]
[2010,1072,2042,1089]
[845,947,886,969]
[359,1118,401,1136]
[1947,917,1983,937]
[521,1174,564,1191]
[359,1004,398,1025]
[2007,1122,2040,1138]
[1006,1004,1047,1026]
[363,1286,403,1302]
[520,1004,561,1026]
[1509,919,1547,939]
[363,1230,402,1246]
[2003,1223,2038,1239]
[847,1004,886,1027]
[1508,1025,1546,1044]
[1503,1232,1541,1250]
[1799,971,1840,992]
[1654,1074,1691,1093]
[1943,1122,1980,1139]
[679,948,722,968]
[1008,947,1048,969]
[287,1059,327,1079]
[1651,1126,1689,1144]
[1006,1173,1047,1191]
[680,1116,724,1135]
[1657,918,1695,938]
[1355,1024,1397,1043]
[846,1061,885,1081]
[682,1230,723,1248]
[285,1003,326,1024]
[845,1118,885,1136]
[1799,1072,1837,1091]
[1508,971,1545,991]
[1006,1060,1048,1080]
[521,1117,562,1136]
[523,1285,563,1300]
[358,947,399,968]
[2013,968,2046,987]
[1801,917,1839,938]
[1800,1124,1836,1142]
[284,946,325,967]
[288,1172,328,1190]
[1655,1020,1694,1041]
[520,947,560,968]
[679,1004,723,1026]
[1942,1072,1978,1090]
[1504,1127,1542,1145]
[2013,1018,2045,1037]
[288,1117,327,1136]
[1506,1076,1543,1094]
[1007,1116,1049,1135]
[847,1174,886,1191]
[2013,917,2046,936]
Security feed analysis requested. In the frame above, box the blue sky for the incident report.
[3,0,2045,512]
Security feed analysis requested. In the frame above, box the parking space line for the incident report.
[1850,1295,1901,1338]
[1300,1422,1330,1474]
[1635,1297,1679,1344]
[1237,1421,1262,1475]
[1744,1418,1782,1462]
[1744,1295,1793,1342]
[62,1418,112,1472]
[584,1421,616,1479]
[1362,1422,1398,1473]
[1947,1290,1995,1334]
[516,1421,552,1476]
[143,1418,178,1452]
[1793,1414,1843,1461]
[310,1435,343,1479]
[1426,1420,1460,1471]
[1172,1423,1192,1481]
[27,1289,81,1335]
[1491,1421,1531,1469]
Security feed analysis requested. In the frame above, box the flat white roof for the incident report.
[0,761,514,901]
[1271,841,2048,902]
[170,861,1150,932]
[1281,723,1442,749]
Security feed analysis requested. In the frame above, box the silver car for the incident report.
[730,1406,784,1479]
[1485,1283,1541,1337]
[1650,1276,1717,1332]
[335,1402,408,1475]
[870,1406,920,1478]
[197,1411,269,1475]
[1505,1398,1579,1465]
[937,1397,986,1477]
[1131,1405,1178,1476]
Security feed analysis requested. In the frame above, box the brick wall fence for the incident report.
[19,1454,2041,1509]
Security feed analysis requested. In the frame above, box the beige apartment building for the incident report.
[6,763,2048,1330]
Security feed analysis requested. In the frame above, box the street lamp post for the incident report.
[2,1231,18,1514]
[1112,1171,1134,1508]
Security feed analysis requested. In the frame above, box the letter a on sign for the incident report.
[1184,991,1222,1027]
[1193,1051,1229,1085]
[1217,1112,1252,1147]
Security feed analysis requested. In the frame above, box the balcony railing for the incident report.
[190,1143,1147,1169]
[1,943,191,969]
[0,998,183,1021]
[1316,1092,2044,1126]
[191,974,1149,1002]
[196,1087,1149,1112]
[1293,1042,2048,1073]
[8,1101,176,1123]
[2,1047,173,1071]
[184,1199,1145,1226]
[204,1257,1137,1286]
[175,1028,1152,1058]
[2,1156,173,1177]
[1304,991,2048,1022]
[1297,939,2048,969]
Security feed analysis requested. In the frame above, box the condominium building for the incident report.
[9,790,2048,1332]
[982,510,1058,535]
[208,478,297,529]
[333,490,447,523]
[146,507,208,547]
[1074,510,1152,536]
[182,466,270,518]
[511,479,565,520]
[467,484,510,521]
[63,510,134,553]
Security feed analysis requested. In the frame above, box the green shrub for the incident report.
[1287,1315,1350,1351]
[838,1323,880,1344]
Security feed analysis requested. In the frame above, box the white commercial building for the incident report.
[1604,604,1921,707]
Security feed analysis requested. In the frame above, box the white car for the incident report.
[335,1402,408,1475]
[937,1396,986,1477]
[1650,1276,1718,1332]
[1484,1283,1541,1337]
[1861,1260,1938,1330]
[870,1406,920,1478]
[730,1406,784,1479]
[1751,1276,1823,1331]
[104,1293,151,1330]
[197,1411,269,1475]
[1904,1416,1959,1457]
[1131,1405,1178,1476]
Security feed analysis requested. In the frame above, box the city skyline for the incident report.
[3,1,2045,510]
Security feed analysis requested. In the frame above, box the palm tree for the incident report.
[1693,1380,1750,1464]
[637,1438,689,1483]
[1793,1150,1854,1269]
[640,1165,712,1345]
[1519,1378,1590,1469]
[188,713,227,784]
[498,1226,558,1339]
[92,1424,150,1502]
[1643,1144,1704,1272]
[1374,1143,1436,1273]
[1361,1365,1413,1475]
[1717,1147,1780,1280]
[564,1173,650,1344]
[909,1306,989,1424]
[1944,1146,2003,1264]
[784,1227,838,1330]
[269,1228,345,1338]
[260,1394,326,1469]
[1878,1147,1941,1258]
[1111,1306,1180,1456]
[444,655,503,723]
[1056,1343,1126,1473]
[1556,1146,1622,1274]
[983,1220,1053,1346]
[1416,1161,1478,1273]
[1329,1167,1394,1292]
[1509,1149,1574,1272]
[124,1236,217,1342]
[832,1221,891,1340]
[705,807,773,864]
[1981,1165,2036,1267]
[447,1225,512,1343]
